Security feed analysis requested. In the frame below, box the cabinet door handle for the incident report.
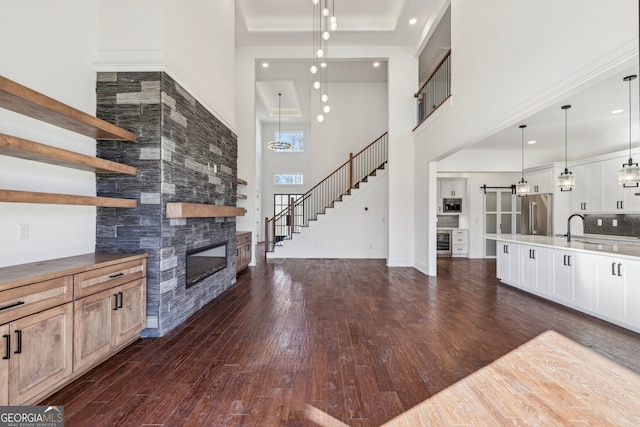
[0,301,25,312]
[113,294,119,311]
[2,335,10,360]
[618,263,622,277]
[563,255,567,266]
[109,272,125,279]
[567,255,572,267]
[621,201,624,210]
[118,292,124,309]
[505,245,509,254]
[14,330,22,355]
[612,262,617,276]
[531,250,536,260]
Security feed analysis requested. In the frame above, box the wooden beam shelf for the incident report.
[166,203,246,218]
[0,190,137,208]
[236,193,248,200]
[236,178,248,185]
[0,133,137,175]
[0,75,136,142]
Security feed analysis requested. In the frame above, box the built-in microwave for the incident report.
[443,198,462,213]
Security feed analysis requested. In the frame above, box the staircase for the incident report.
[264,132,388,257]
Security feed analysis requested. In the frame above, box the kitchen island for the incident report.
[485,234,640,334]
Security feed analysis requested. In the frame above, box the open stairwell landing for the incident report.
[265,132,388,258]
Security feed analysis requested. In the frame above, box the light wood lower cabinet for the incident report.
[0,253,147,405]
[236,232,252,273]
[74,278,146,371]
[0,303,73,405]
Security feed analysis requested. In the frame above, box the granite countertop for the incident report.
[485,234,640,260]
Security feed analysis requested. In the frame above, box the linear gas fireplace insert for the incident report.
[185,241,227,288]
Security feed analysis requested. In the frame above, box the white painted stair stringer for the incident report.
[267,168,389,259]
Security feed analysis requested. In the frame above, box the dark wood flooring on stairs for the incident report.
[42,249,640,426]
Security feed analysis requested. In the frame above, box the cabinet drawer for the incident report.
[74,259,146,299]
[453,245,468,253]
[236,232,251,245]
[453,236,468,244]
[0,277,72,325]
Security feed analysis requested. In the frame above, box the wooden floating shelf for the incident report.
[0,75,136,142]
[236,193,248,200]
[236,178,248,185]
[0,190,137,208]
[0,133,137,175]
[166,203,246,218]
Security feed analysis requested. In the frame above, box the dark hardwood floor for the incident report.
[44,250,640,426]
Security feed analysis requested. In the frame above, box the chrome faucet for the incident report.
[566,213,585,242]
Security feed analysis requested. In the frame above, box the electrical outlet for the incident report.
[597,219,602,226]
[613,219,618,227]
[19,224,29,239]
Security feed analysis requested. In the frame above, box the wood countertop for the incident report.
[485,233,640,260]
[0,253,148,290]
[384,330,640,425]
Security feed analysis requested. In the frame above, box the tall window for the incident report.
[274,131,304,152]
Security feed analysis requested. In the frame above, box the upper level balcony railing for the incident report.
[414,50,451,129]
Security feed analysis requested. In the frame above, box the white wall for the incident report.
[309,82,388,182]
[235,45,415,265]
[414,0,637,274]
[96,0,236,131]
[0,0,99,267]
[260,82,388,224]
[270,171,388,258]
[0,0,236,268]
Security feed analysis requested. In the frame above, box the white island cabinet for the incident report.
[489,234,640,334]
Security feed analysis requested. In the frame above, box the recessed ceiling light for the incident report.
[373,62,380,68]
[409,18,417,25]
[527,140,536,145]
[611,109,624,114]
[262,62,269,68]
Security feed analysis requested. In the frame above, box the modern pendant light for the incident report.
[515,125,530,197]
[267,93,291,150]
[557,105,575,191]
[618,74,640,187]
[311,0,335,122]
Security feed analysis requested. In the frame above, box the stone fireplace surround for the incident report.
[95,72,238,337]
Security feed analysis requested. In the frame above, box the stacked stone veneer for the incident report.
[95,72,238,337]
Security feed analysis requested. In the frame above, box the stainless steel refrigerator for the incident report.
[520,194,552,236]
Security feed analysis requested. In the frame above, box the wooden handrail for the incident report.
[265,132,388,254]
[353,132,389,157]
[414,50,451,98]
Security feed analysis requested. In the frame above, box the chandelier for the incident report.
[515,125,530,197]
[311,0,337,122]
[557,105,575,191]
[618,75,640,187]
[267,93,291,150]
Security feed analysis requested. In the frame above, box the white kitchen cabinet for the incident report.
[600,157,640,212]
[497,241,520,286]
[594,256,624,321]
[452,229,468,257]
[526,168,553,194]
[570,163,601,213]
[551,249,594,310]
[594,256,640,331]
[622,259,640,330]
[520,245,551,295]
[439,179,465,198]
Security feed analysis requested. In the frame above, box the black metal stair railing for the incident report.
[414,50,451,128]
[265,132,388,255]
